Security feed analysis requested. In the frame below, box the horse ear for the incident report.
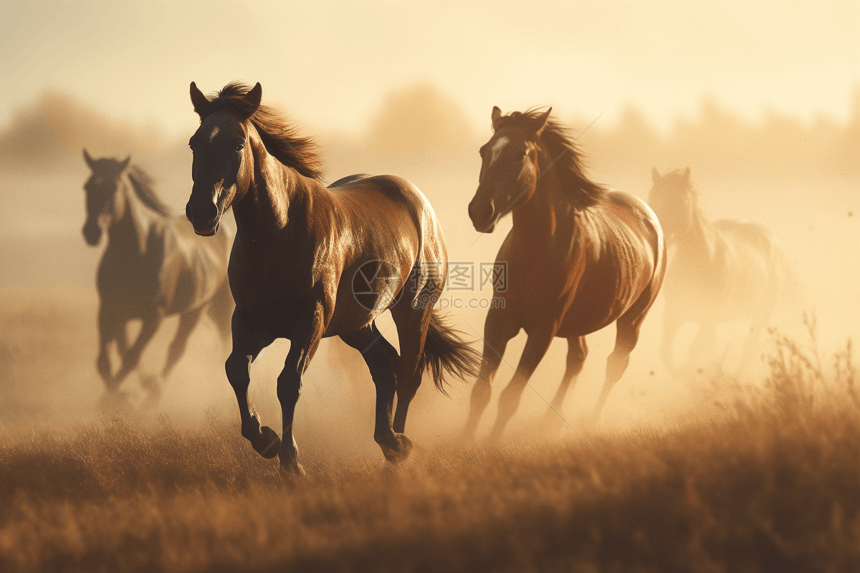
[531,108,552,135]
[190,82,210,117]
[683,167,691,180]
[652,167,660,183]
[241,83,262,119]
[491,106,503,129]
[119,156,131,171]
[83,148,96,169]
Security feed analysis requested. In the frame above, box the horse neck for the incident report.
[510,152,575,248]
[675,200,718,263]
[106,179,154,255]
[232,147,310,240]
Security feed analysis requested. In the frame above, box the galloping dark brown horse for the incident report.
[648,168,794,375]
[82,151,233,404]
[185,82,479,477]
[462,107,666,441]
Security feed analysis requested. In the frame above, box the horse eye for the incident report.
[236,143,245,152]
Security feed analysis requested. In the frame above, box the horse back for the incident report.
[322,175,447,334]
[569,192,664,325]
[327,174,445,264]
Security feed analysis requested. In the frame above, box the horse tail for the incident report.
[418,310,481,395]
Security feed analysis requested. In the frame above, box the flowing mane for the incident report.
[495,109,606,208]
[127,165,172,216]
[198,82,324,180]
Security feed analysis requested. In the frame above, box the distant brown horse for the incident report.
[648,168,794,375]
[185,82,479,477]
[82,151,233,404]
[462,107,666,441]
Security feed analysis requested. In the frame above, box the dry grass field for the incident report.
[1,289,858,572]
[1,83,857,572]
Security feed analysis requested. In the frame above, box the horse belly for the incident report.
[555,290,631,338]
[557,259,653,337]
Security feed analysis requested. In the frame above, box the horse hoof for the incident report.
[254,426,282,459]
[98,390,131,414]
[540,411,566,432]
[582,413,600,431]
[458,428,477,443]
[140,375,163,409]
[278,461,307,484]
[380,434,413,464]
[484,429,503,446]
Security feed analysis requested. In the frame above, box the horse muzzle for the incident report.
[468,197,498,233]
[82,221,102,246]
[186,197,222,236]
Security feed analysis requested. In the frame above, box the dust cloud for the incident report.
[1,82,858,463]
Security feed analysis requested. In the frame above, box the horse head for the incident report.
[186,81,261,236]
[648,167,696,241]
[468,106,551,233]
[82,149,131,246]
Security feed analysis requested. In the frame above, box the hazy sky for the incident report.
[1,1,858,136]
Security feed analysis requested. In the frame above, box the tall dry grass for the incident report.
[1,323,858,572]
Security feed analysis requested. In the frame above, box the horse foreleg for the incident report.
[341,324,407,463]
[112,314,162,386]
[225,308,278,459]
[462,307,519,441]
[486,329,554,444]
[96,306,119,391]
[544,336,588,425]
[276,307,325,479]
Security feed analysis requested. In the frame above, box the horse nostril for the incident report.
[469,199,494,224]
[82,223,101,245]
[186,200,218,224]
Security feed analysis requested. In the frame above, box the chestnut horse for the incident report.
[648,168,794,375]
[185,82,479,477]
[82,152,233,404]
[462,108,666,441]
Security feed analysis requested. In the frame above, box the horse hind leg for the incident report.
[543,336,588,427]
[207,280,234,349]
[340,324,407,463]
[386,305,426,460]
[138,308,205,407]
[162,308,204,379]
[592,316,642,422]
